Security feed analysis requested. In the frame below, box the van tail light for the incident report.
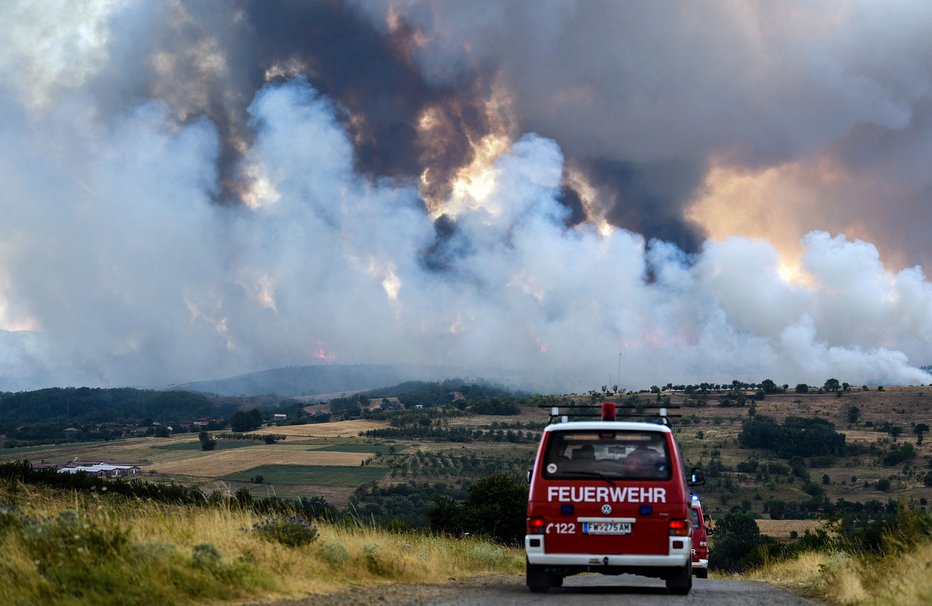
[601,402,616,421]
[669,519,690,537]
[527,517,545,534]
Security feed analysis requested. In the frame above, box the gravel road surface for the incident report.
[255,573,818,606]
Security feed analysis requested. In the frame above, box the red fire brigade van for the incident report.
[689,494,710,578]
[525,402,703,594]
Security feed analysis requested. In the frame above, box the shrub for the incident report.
[316,542,349,567]
[251,516,319,547]
[362,542,389,575]
[710,511,768,572]
[192,542,223,569]
[22,510,128,571]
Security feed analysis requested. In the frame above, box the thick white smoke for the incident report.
[0,1,930,392]
[1,74,930,391]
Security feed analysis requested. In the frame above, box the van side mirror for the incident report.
[688,467,705,486]
[526,470,532,484]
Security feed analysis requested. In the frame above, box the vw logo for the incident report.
[601,504,612,515]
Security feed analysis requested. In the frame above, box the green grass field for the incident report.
[222,464,387,485]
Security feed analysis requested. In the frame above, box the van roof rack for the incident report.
[539,401,681,427]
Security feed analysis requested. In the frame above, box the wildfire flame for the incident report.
[417,81,517,219]
[314,346,335,362]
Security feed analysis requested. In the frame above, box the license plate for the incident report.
[583,522,632,535]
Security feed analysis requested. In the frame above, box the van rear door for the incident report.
[530,428,684,556]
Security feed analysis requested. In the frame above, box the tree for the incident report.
[229,408,263,432]
[711,511,764,572]
[429,473,527,545]
[198,431,217,451]
[766,499,786,520]
[795,384,809,394]
[760,379,780,394]
[823,378,841,392]
[463,473,528,545]
[914,423,929,445]
[847,405,861,424]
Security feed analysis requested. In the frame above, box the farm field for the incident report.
[253,419,388,438]
[150,446,370,477]
[755,519,824,539]
[222,464,387,485]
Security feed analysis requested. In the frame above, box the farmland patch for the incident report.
[253,419,388,438]
[149,446,369,477]
[312,443,403,454]
[152,440,259,451]
[222,464,386,485]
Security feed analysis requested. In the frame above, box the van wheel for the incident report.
[526,562,550,593]
[696,568,708,579]
[666,560,692,595]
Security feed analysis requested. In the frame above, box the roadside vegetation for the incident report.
[732,502,931,605]
[0,477,523,606]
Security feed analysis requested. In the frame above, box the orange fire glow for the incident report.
[686,159,865,287]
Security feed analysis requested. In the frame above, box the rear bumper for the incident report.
[693,557,708,569]
[525,535,691,568]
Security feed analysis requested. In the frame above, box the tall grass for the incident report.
[738,503,932,605]
[0,483,523,606]
[742,542,932,605]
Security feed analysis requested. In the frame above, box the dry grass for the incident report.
[741,551,828,595]
[0,483,524,606]
[253,420,388,438]
[740,541,932,606]
[149,447,369,476]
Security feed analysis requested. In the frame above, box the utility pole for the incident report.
[617,353,622,388]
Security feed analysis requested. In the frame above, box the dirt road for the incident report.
[256,573,817,606]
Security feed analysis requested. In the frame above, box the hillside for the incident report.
[662,385,931,517]
[173,364,491,397]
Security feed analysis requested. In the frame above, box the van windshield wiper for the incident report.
[568,470,617,487]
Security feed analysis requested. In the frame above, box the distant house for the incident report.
[192,418,222,428]
[58,460,141,478]
[63,427,81,437]
[273,413,287,421]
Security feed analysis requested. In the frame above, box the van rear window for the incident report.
[690,507,701,527]
[542,430,672,481]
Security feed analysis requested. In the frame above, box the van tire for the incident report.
[526,562,550,593]
[696,568,708,579]
[666,560,692,595]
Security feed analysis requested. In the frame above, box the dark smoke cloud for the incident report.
[85,0,490,206]
[583,158,708,252]
[353,0,932,267]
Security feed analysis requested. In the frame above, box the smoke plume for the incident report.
[1,0,930,392]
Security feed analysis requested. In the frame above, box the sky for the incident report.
[1,0,931,393]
